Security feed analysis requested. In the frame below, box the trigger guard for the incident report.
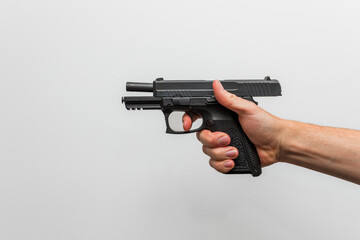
[163,109,175,134]
[163,110,206,134]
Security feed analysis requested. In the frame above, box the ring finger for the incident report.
[202,146,238,161]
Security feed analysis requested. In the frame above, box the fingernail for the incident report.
[225,150,237,158]
[218,136,229,145]
[224,161,233,168]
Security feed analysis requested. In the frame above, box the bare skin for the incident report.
[183,80,360,184]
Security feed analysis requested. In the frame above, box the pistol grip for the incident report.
[206,108,262,176]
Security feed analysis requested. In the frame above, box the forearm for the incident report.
[279,120,360,184]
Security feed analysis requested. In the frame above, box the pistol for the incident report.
[122,76,281,176]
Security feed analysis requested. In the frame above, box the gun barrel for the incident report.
[122,96,161,110]
[126,82,153,92]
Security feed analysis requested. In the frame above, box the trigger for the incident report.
[185,111,194,121]
[185,111,207,131]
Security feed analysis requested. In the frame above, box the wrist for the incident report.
[276,119,295,163]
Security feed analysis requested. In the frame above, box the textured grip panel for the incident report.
[226,128,249,170]
[226,126,261,176]
[209,117,262,177]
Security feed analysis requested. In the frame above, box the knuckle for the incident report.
[199,130,214,146]
[207,135,215,145]
[216,165,226,174]
[203,146,214,158]
[212,148,221,159]
[228,93,238,108]
[202,145,207,154]
[203,131,212,143]
[198,130,209,142]
[206,147,227,160]
[196,132,201,141]
[209,159,214,168]
[209,159,225,173]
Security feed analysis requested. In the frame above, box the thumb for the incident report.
[212,80,256,115]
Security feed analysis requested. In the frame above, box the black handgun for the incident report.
[122,76,281,176]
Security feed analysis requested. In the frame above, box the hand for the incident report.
[183,80,285,173]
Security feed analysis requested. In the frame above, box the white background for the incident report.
[1,0,360,239]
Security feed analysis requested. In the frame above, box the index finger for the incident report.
[182,113,192,131]
[182,112,202,131]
